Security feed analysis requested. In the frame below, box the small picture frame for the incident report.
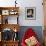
[25,7,36,20]
[2,10,9,15]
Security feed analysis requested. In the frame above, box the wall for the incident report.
[0,0,44,26]
[18,0,44,26]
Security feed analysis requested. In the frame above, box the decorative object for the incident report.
[25,36,38,46]
[9,10,18,15]
[25,7,36,20]
[13,32,18,41]
[2,28,13,41]
[21,28,41,46]
[15,0,17,7]
[14,28,17,32]
[2,10,9,15]
[2,16,8,24]
[10,10,15,15]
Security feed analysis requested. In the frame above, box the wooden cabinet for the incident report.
[2,41,19,46]
[0,7,20,46]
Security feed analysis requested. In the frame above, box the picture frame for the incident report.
[25,7,36,20]
[2,10,9,15]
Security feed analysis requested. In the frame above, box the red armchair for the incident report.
[21,28,41,46]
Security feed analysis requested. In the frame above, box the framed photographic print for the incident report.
[2,10,9,15]
[25,7,36,20]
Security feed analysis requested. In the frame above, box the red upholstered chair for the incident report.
[21,28,41,46]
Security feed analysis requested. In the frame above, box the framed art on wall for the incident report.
[25,7,36,20]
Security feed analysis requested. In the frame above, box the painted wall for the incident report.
[18,0,44,26]
[0,0,44,26]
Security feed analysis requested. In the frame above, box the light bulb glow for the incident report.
[14,29,17,32]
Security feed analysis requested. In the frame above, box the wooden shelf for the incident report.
[0,7,19,10]
[0,24,20,32]
[0,7,19,46]
[1,40,19,46]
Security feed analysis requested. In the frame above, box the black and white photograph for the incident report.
[25,7,36,20]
